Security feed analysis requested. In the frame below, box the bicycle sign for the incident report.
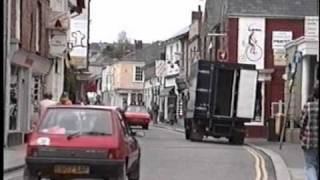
[238,18,265,69]
[245,24,263,62]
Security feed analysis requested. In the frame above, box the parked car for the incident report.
[124,105,151,129]
[24,105,141,180]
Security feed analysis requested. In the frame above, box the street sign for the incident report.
[217,49,227,61]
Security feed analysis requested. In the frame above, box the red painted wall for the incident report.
[265,19,304,118]
[227,18,238,64]
[226,17,304,137]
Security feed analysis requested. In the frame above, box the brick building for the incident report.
[201,0,318,138]
[4,0,85,147]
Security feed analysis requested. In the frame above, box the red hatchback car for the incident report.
[124,106,151,130]
[24,105,141,180]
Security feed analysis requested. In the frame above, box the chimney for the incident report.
[135,40,143,49]
[191,6,202,23]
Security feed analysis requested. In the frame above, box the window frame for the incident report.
[133,66,144,82]
[35,1,42,53]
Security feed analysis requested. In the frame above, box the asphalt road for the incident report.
[4,125,276,180]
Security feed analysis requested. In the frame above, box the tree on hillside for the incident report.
[102,31,132,59]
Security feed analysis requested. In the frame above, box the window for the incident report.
[131,93,136,105]
[134,66,143,82]
[16,0,21,40]
[35,2,42,52]
[32,76,42,113]
[116,111,129,136]
[39,109,113,135]
[9,66,20,131]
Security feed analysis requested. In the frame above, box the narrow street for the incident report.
[4,125,276,180]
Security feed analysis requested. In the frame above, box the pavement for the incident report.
[3,144,26,173]
[3,122,306,180]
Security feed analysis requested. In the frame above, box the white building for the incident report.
[161,26,189,123]
[46,0,71,101]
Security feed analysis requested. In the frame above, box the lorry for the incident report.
[184,59,258,145]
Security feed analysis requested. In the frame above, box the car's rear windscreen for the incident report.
[38,108,113,135]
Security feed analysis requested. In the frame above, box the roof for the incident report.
[204,0,319,33]
[166,25,190,41]
[122,41,165,63]
[227,0,318,18]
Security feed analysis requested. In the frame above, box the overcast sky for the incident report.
[90,0,205,43]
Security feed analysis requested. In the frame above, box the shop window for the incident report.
[131,93,136,105]
[32,76,42,113]
[35,2,42,53]
[9,66,19,131]
[138,93,143,105]
[253,82,263,122]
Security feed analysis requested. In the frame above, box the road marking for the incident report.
[244,146,268,180]
[245,146,261,180]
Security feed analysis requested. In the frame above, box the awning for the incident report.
[28,53,52,75]
[11,50,52,74]
[159,87,174,97]
[10,50,33,68]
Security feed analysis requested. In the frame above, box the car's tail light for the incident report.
[27,145,38,157]
[107,149,122,159]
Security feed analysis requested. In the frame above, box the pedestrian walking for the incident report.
[39,92,56,117]
[299,83,319,180]
[57,92,73,105]
[152,102,159,124]
[95,94,104,105]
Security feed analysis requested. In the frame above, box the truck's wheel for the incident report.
[229,132,245,145]
[185,129,190,140]
[189,120,203,142]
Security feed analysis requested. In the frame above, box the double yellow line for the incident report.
[244,146,268,180]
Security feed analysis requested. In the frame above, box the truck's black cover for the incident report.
[186,59,256,121]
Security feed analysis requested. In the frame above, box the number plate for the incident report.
[54,165,90,174]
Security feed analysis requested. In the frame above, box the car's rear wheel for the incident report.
[110,164,128,180]
[142,124,149,130]
[23,167,39,180]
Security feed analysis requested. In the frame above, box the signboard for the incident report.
[217,49,227,61]
[165,59,180,77]
[70,17,88,69]
[101,68,107,92]
[49,33,67,57]
[305,16,319,39]
[272,31,292,66]
[272,31,292,50]
[238,17,265,69]
[155,60,166,77]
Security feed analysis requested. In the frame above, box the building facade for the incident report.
[5,0,53,146]
[201,0,318,138]
[102,61,145,108]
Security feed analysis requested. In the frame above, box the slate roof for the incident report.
[122,41,165,63]
[227,0,318,18]
[167,25,190,41]
[204,0,319,33]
